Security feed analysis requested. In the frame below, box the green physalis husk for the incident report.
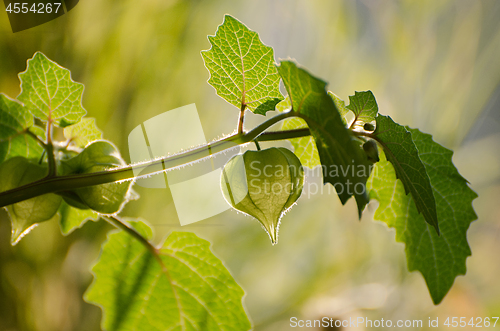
[0,157,62,244]
[59,141,132,214]
[221,147,304,244]
[363,139,380,163]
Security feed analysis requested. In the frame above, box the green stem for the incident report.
[0,128,45,146]
[352,130,375,139]
[237,103,246,134]
[0,111,304,208]
[103,216,158,252]
[45,120,57,177]
[102,216,167,269]
[256,128,311,142]
[26,129,47,148]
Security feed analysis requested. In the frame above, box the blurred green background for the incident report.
[1,0,500,330]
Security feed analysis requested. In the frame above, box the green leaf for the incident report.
[58,201,99,235]
[201,15,283,115]
[0,93,44,163]
[328,91,350,126]
[277,61,372,216]
[17,52,86,127]
[85,220,252,331]
[63,117,102,148]
[0,93,33,130]
[374,115,439,233]
[368,129,477,304]
[346,91,378,126]
[277,97,321,169]
[278,92,350,169]
[0,157,62,245]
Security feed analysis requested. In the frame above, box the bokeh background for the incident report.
[1,0,500,330]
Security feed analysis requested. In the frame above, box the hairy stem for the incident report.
[0,111,304,208]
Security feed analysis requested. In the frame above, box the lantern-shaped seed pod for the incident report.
[221,147,304,245]
[363,123,375,132]
[362,139,380,163]
[59,141,132,214]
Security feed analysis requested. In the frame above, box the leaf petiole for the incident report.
[45,119,57,178]
[253,139,261,150]
[102,216,167,271]
[25,128,47,148]
[238,103,247,134]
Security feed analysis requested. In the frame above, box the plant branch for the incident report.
[256,128,311,142]
[0,111,305,208]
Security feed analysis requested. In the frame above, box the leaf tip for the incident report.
[11,223,39,246]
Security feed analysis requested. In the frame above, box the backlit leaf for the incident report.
[374,115,439,233]
[346,91,378,127]
[328,91,350,126]
[85,220,252,330]
[278,97,321,169]
[368,128,477,303]
[58,201,99,235]
[64,117,102,148]
[277,61,372,216]
[202,15,283,115]
[18,52,86,127]
[0,93,44,163]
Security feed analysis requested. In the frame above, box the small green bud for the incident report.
[221,147,304,244]
[363,123,375,131]
[363,139,380,163]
